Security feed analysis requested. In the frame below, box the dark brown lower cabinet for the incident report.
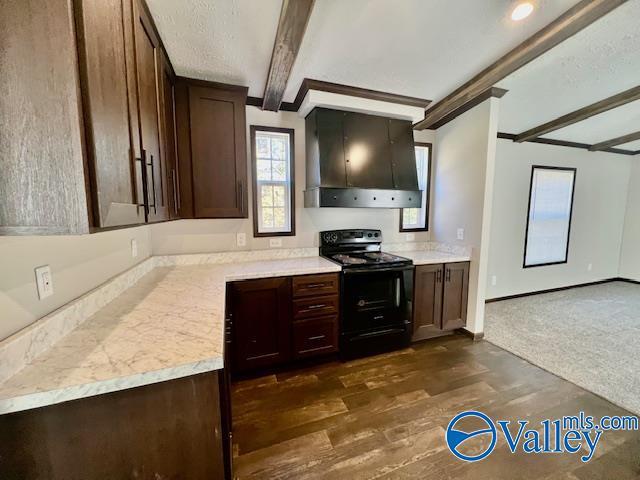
[229,277,292,373]
[228,273,340,375]
[442,262,470,330]
[412,262,469,341]
[0,371,231,480]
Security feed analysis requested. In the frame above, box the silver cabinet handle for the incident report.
[395,278,401,307]
[308,335,325,341]
[307,304,326,310]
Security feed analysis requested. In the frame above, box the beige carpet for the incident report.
[485,281,640,415]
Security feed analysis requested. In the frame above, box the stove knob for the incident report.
[367,233,372,238]
[374,232,379,238]
[331,233,338,242]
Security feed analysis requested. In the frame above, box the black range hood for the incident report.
[304,108,422,208]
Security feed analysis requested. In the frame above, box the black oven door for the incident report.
[341,265,414,335]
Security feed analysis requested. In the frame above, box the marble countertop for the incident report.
[391,250,471,265]
[0,256,340,415]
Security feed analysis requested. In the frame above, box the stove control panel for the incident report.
[320,229,381,245]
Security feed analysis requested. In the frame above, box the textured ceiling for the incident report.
[147,0,579,99]
[146,0,282,94]
[544,99,640,146]
[497,0,640,146]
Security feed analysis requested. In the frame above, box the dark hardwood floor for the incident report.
[231,334,640,479]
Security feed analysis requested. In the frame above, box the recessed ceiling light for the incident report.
[511,2,534,21]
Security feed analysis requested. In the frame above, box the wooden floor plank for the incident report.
[232,334,640,479]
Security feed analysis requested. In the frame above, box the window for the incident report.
[524,166,576,268]
[400,143,431,231]
[251,126,295,236]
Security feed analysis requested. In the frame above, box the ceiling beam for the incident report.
[261,0,315,111]
[515,85,640,142]
[413,0,627,130]
[589,130,640,151]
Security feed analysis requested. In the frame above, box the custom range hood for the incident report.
[304,108,422,208]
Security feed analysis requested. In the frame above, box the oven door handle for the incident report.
[343,265,414,274]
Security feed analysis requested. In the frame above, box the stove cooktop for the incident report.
[329,251,410,267]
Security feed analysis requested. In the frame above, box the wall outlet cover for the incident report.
[457,228,465,240]
[269,238,283,248]
[405,233,415,241]
[131,239,138,258]
[35,265,54,300]
[491,275,497,286]
[588,263,593,271]
[236,233,247,247]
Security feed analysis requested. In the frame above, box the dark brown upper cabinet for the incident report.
[175,80,248,219]
[159,54,180,219]
[0,0,176,235]
[133,0,170,223]
[74,0,146,228]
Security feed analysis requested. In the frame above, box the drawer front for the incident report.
[292,273,339,298]
[293,316,338,359]
[293,295,339,320]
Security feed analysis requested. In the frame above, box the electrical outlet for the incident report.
[131,239,138,258]
[457,228,465,241]
[491,275,497,287]
[405,233,415,242]
[236,233,246,247]
[588,263,593,271]
[35,265,54,300]
[269,238,282,248]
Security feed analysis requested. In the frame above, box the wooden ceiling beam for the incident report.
[414,0,627,130]
[261,0,315,112]
[589,130,640,151]
[515,85,640,142]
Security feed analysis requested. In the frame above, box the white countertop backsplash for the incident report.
[0,242,470,415]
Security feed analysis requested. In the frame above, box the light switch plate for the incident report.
[35,265,53,300]
[236,233,246,247]
[491,275,497,287]
[457,228,465,240]
[131,239,138,258]
[269,238,282,248]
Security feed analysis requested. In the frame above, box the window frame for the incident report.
[399,142,432,232]
[250,125,296,238]
[523,165,577,269]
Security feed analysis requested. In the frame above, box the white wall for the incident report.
[486,140,632,299]
[432,98,500,334]
[619,160,640,281]
[0,226,152,340]
[151,107,436,255]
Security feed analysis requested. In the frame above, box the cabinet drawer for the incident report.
[293,295,339,320]
[293,316,338,359]
[292,273,339,298]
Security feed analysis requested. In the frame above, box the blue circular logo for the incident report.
[446,410,497,462]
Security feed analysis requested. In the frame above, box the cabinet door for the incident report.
[412,264,444,341]
[188,85,248,218]
[73,0,145,228]
[133,0,169,222]
[230,277,291,373]
[159,54,179,219]
[343,112,393,189]
[388,119,419,190]
[442,262,470,330]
